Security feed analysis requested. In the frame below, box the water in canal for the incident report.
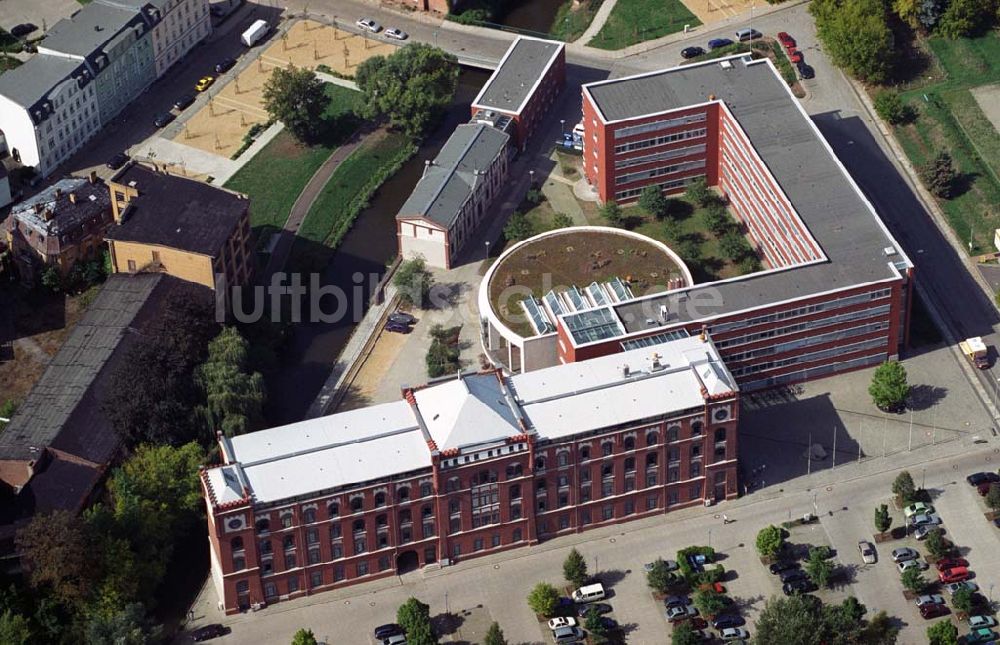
[265,69,490,425]
[501,0,570,35]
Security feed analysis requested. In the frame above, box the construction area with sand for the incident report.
[972,83,1000,134]
[175,19,395,158]
[682,0,758,24]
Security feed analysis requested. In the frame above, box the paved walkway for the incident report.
[574,0,619,45]
[261,126,373,279]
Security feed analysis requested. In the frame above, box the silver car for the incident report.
[910,513,942,527]
[970,616,998,629]
[897,559,928,572]
[944,581,979,595]
[384,27,408,40]
[915,594,945,607]
[355,17,382,32]
[891,547,919,562]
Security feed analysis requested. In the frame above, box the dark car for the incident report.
[215,57,237,74]
[967,472,1000,486]
[780,569,808,583]
[919,603,949,619]
[192,624,229,642]
[712,614,745,630]
[106,152,130,170]
[154,111,176,128]
[783,579,814,595]
[373,624,402,640]
[587,603,613,616]
[388,312,417,326]
[681,46,705,59]
[796,60,815,80]
[769,561,799,574]
[736,28,762,41]
[664,595,690,608]
[174,93,196,110]
[10,23,38,38]
[707,38,734,50]
[385,321,411,333]
[599,617,619,630]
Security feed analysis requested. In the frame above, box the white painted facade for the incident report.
[398,220,449,268]
[146,0,211,76]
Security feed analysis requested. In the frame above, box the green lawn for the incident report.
[223,84,364,248]
[588,0,700,50]
[550,0,604,42]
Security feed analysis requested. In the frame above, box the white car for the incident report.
[858,540,876,564]
[547,616,577,630]
[903,502,934,518]
[384,27,408,40]
[897,559,928,572]
[970,616,998,629]
[721,627,750,640]
[944,581,979,595]
[356,17,382,33]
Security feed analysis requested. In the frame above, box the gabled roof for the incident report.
[41,3,149,59]
[0,55,86,111]
[411,372,523,451]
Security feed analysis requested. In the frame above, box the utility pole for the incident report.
[832,425,837,469]
[908,406,913,452]
[857,421,863,464]
[807,432,812,476]
[882,415,887,459]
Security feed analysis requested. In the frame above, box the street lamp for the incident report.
[484,240,490,259]
[922,466,926,490]
[529,169,535,186]
[560,119,566,135]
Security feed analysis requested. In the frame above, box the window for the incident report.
[558,493,569,508]
[353,519,365,534]
[350,497,363,513]
[425,547,437,564]
[580,446,590,460]
[328,502,339,518]
[308,548,320,565]
[505,463,523,479]
[535,456,546,470]
[537,478,547,492]
[647,494,658,510]
[449,518,461,534]
[332,543,343,559]
[646,453,658,467]
[510,484,521,500]
[669,467,679,483]
[513,528,523,542]
[537,499,547,512]
[310,571,323,588]
[379,556,391,571]
[691,462,701,478]
[284,554,296,569]
[624,499,635,515]
[446,477,461,492]
[127,259,136,273]
[668,490,679,505]
[691,420,703,436]
[668,447,680,462]
[260,539,272,554]
[646,431,659,446]
[667,426,680,442]
[354,538,367,554]
[474,538,484,551]
[264,582,278,598]
[306,528,319,545]
[283,535,295,550]
[601,464,613,479]
[580,487,591,503]
[375,492,386,507]
[357,561,369,577]
[280,515,293,529]
[625,477,635,492]
[581,467,592,483]
[602,442,613,457]
[378,533,389,548]
[624,457,636,472]
[557,474,569,489]
[646,472,657,487]
[690,484,702,500]
[232,555,245,570]
[602,505,614,521]
[449,498,460,514]
[601,481,613,497]
[624,436,635,450]
[376,514,388,528]
[510,503,522,519]
[492,533,501,547]
[715,428,727,442]
[422,521,435,538]
[303,508,316,523]
[330,524,341,539]
[230,536,244,552]
[333,566,345,582]
[420,482,433,497]
[261,559,273,575]
[397,487,410,502]
[557,451,570,467]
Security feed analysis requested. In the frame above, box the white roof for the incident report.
[964,337,987,353]
[413,372,522,451]
[204,464,247,506]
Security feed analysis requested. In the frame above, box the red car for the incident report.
[939,567,970,584]
[777,31,796,49]
[936,557,969,571]
[979,483,998,497]
[787,49,803,64]
[919,603,950,619]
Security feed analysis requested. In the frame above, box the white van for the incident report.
[571,582,606,604]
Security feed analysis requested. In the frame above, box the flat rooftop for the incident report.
[582,56,911,338]
[40,3,146,58]
[471,36,563,115]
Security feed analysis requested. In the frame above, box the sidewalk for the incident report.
[573,0,619,45]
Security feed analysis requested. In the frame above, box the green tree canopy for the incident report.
[397,597,435,644]
[892,471,916,503]
[484,621,507,645]
[755,525,785,558]
[869,361,910,411]
[503,212,535,242]
[693,589,729,617]
[927,620,958,645]
[526,582,560,617]
[262,66,332,144]
[805,547,835,588]
[394,256,435,309]
[638,185,671,219]
[951,586,975,614]
[584,606,607,637]
[937,0,995,37]
[986,484,1000,511]
[811,0,895,83]
[563,548,589,588]
[875,504,892,533]
[893,0,944,29]
[860,610,899,644]
[819,596,867,644]
[600,201,623,226]
[15,511,95,607]
[901,566,927,593]
[873,90,915,125]
[919,151,958,198]
[291,628,319,645]
[84,602,159,645]
[672,621,703,645]
[753,594,823,645]
[646,558,678,594]
[426,325,461,378]
[0,610,32,645]
[924,528,950,558]
[703,202,733,236]
[356,44,459,137]
[196,326,265,437]
[685,177,712,206]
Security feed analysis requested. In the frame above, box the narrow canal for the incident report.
[502,0,568,34]
[265,68,490,425]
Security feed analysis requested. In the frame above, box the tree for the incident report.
[951,586,975,615]
[901,566,927,593]
[753,594,823,645]
[805,547,835,588]
[926,620,958,645]
[584,606,607,637]
[720,231,753,261]
[672,621,704,645]
[600,201,623,227]
[40,266,62,292]
[739,255,763,275]
[15,511,95,607]
[552,213,573,229]
[919,151,958,198]
[756,525,785,559]
[685,177,712,206]
[811,0,895,83]
[693,589,729,617]
[84,603,160,645]
[860,610,900,644]
[647,558,678,594]
[869,361,909,412]
[563,548,589,588]
[703,202,733,236]
[874,504,892,534]
[639,185,670,220]
[426,325,461,378]
[0,399,16,432]
[986,484,1000,511]
[356,44,459,137]
[262,66,331,144]
[892,471,916,504]
[0,610,32,645]
[394,256,435,309]
[484,622,507,645]
[924,528,949,558]
[291,629,319,645]
[820,596,866,644]
[405,620,438,645]
[196,327,265,437]
[893,0,945,29]
[526,582,560,617]
[397,598,435,645]
[873,91,915,125]
[503,212,535,242]
[937,0,995,38]
[662,217,682,243]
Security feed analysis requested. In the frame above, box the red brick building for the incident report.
[470,36,566,151]
[201,336,738,613]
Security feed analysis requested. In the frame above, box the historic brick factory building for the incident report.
[480,55,914,391]
[201,336,738,613]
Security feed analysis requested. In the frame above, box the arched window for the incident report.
[303,508,316,523]
[420,482,433,497]
[506,463,523,479]
[623,436,635,451]
[715,428,727,442]
[580,446,590,460]
[350,496,363,512]
[667,426,680,442]
[328,502,340,518]
[557,451,570,467]
[397,487,410,502]
[536,478,547,492]
[255,518,270,533]
[448,498,460,514]
[602,442,613,457]
[231,536,244,552]
[374,492,386,507]
[691,420,704,436]
[601,463,613,478]
[535,456,547,470]
[646,452,658,467]
[446,477,461,492]
[477,470,497,485]
[646,431,658,446]
[352,519,366,534]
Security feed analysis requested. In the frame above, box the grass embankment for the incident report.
[893,33,1000,254]
[588,0,700,50]
[550,0,604,43]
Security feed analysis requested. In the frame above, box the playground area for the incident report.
[177,19,395,158]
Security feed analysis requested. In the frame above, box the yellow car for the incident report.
[194,76,215,92]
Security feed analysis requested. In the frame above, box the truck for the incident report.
[960,336,990,369]
[241,19,269,47]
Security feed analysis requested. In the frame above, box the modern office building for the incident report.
[201,335,739,613]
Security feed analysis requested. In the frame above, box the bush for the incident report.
[503,212,535,242]
[703,202,733,236]
[647,558,679,594]
[924,528,949,558]
[426,325,461,378]
[927,620,958,645]
[937,0,995,38]
[638,185,671,220]
[719,231,753,261]
[805,546,835,588]
[563,548,589,588]
[552,213,574,229]
[892,471,916,504]
[874,504,891,533]
[952,586,975,614]
[692,589,729,617]
[525,188,544,205]
[756,525,785,559]
[919,151,958,198]
[394,256,434,308]
[874,90,916,125]
[527,582,560,617]
[986,484,1000,511]
[600,201,624,226]
[685,177,712,206]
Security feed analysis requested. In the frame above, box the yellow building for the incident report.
[105,162,253,293]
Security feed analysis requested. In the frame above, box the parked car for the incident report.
[787,48,804,63]
[356,17,382,33]
[551,626,585,643]
[664,595,690,609]
[919,602,950,619]
[598,617,618,630]
[681,46,705,59]
[911,513,942,527]
[385,321,411,333]
[914,525,939,540]
[215,57,237,73]
[547,617,577,630]
[936,557,969,571]
[106,152,130,170]
[154,111,176,128]
[707,38,734,50]
[796,60,815,79]
[978,482,997,497]
[858,540,876,564]
[387,312,417,326]
[892,547,919,562]
[192,624,229,642]
[915,594,946,607]
[969,616,998,629]
[735,28,762,42]
[897,559,928,573]
[195,76,215,91]
[769,561,799,574]
[776,31,796,48]
[939,567,970,584]
[382,635,406,645]
[721,627,751,641]
[903,502,934,517]
[373,624,403,640]
[967,472,1000,486]
[945,581,979,595]
[384,27,408,40]
[667,605,699,622]
[780,569,808,583]
[173,93,196,110]
[967,627,997,644]
[783,579,814,595]
[10,23,38,38]
[712,614,746,630]
[587,603,613,616]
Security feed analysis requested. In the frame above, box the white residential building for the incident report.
[98,0,211,76]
